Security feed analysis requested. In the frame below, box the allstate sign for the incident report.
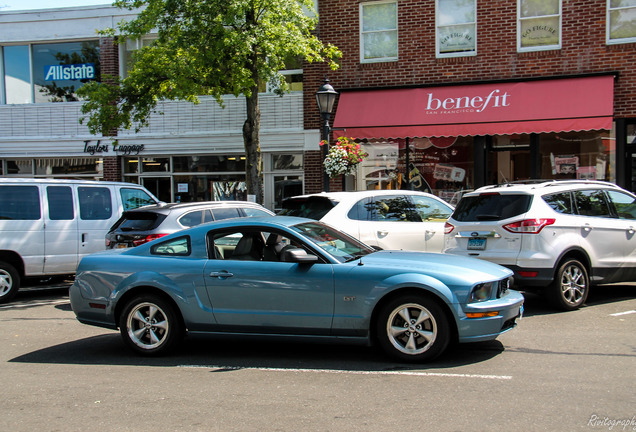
[44,63,95,81]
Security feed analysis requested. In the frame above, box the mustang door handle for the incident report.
[377,231,389,236]
[209,271,234,279]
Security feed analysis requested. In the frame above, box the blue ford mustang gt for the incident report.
[70,216,523,362]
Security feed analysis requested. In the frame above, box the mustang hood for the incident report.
[362,250,513,283]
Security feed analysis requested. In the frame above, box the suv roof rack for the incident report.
[482,179,620,189]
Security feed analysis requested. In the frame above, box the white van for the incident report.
[0,179,159,302]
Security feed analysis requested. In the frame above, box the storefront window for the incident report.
[141,157,170,172]
[124,157,140,174]
[490,130,615,184]
[3,45,31,104]
[539,131,615,182]
[273,154,303,170]
[173,175,246,202]
[173,155,245,173]
[34,158,101,176]
[4,159,33,176]
[32,41,100,103]
[358,138,473,203]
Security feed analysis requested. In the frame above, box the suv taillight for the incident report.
[132,233,168,246]
[444,222,455,234]
[503,218,556,234]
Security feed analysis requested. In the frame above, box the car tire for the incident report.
[376,294,450,362]
[547,259,589,311]
[119,295,183,356]
[0,261,20,304]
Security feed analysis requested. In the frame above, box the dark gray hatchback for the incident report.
[105,201,274,249]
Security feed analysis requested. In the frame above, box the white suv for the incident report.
[280,190,454,252]
[443,180,636,310]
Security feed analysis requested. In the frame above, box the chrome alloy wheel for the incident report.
[126,302,170,350]
[559,263,587,306]
[386,303,438,356]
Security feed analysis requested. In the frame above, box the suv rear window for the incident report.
[112,211,165,231]
[279,197,337,220]
[452,194,532,222]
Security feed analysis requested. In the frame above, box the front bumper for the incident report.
[457,290,525,343]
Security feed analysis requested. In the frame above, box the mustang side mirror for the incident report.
[281,247,319,263]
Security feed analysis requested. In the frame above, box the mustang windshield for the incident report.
[290,222,374,262]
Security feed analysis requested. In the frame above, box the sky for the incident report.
[0,0,112,11]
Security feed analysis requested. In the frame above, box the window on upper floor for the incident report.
[258,55,303,94]
[360,0,398,63]
[2,41,100,104]
[517,0,561,52]
[607,0,636,44]
[436,0,477,58]
[120,36,158,79]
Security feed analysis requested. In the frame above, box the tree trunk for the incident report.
[243,85,263,204]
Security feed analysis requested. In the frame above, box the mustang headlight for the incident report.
[470,282,493,303]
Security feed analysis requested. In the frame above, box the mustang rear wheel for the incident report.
[119,295,183,355]
[0,261,20,304]
[548,259,589,311]
[376,294,450,362]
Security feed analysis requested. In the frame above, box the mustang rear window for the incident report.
[452,194,532,222]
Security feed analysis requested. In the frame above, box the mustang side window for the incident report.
[151,236,191,256]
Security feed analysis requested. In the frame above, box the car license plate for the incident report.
[116,243,129,249]
[467,238,486,250]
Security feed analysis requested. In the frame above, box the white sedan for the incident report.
[279,190,454,252]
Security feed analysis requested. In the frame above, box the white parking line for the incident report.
[610,310,636,317]
[179,365,512,380]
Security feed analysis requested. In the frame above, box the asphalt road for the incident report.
[1,281,634,432]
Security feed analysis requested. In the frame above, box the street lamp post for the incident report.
[315,78,338,192]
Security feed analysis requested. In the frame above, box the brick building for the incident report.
[303,0,636,199]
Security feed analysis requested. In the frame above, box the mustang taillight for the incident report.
[503,218,556,234]
[444,222,455,234]
[133,233,168,246]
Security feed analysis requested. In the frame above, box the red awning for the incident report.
[332,75,615,139]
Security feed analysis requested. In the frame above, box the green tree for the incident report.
[78,0,340,203]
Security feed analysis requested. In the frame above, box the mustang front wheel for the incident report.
[119,295,183,355]
[376,294,450,362]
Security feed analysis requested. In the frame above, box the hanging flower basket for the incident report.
[321,137,368,178]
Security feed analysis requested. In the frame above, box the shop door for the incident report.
[142,177,172,203]
[488,147,531,184]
